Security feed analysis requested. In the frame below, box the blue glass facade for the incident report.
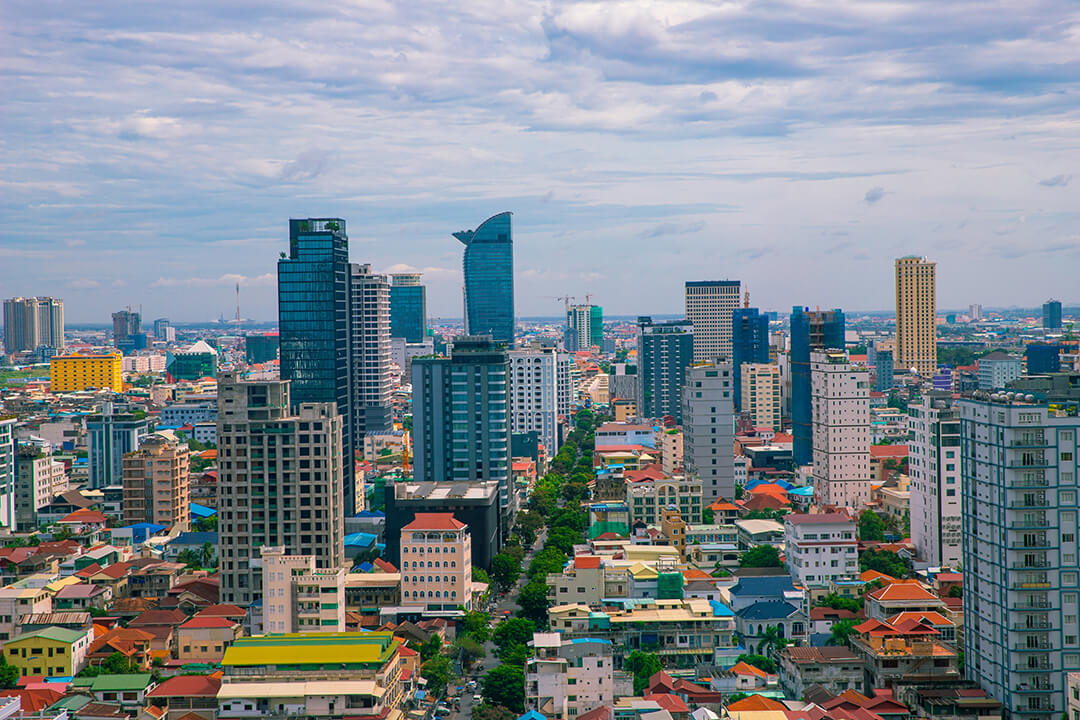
[390,283,427,343]
[875,349,895,392]
[454,212,515,344]
[790,306,845,466]
[636,317,695,422]
[1043,300,1063,330]
[731,308,770,411]
[1026,343,1061,374]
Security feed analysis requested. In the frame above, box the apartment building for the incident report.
[526,633,632,720]
[811,350,871,508]
[399,513,474,615]
[261,547,346,634]
[121,436,191,530]
[784,513,858,590]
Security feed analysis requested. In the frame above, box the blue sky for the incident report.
[2,0,1079,322]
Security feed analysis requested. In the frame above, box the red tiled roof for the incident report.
[727,695,787,711]
[373,558,398,573]
[869,445,909,459]
[868,582,938,603]
[398,646,418,657]
[194,604,246,618]
[0,688,65,712]
[403,513,466,531]
[574,556,602,569]
[742,494,789,511]
[148,674,221,698]
[810,606,861,621]
[887,611,952,626]
[595,444,649,453]
[708,501,739,511]
[130,609,188,627]
[625,465,666,483]
[729,661,768,678]
[181,617,237,629]
[644,694,690,713]
[60,509,108,524]
[577,706,613,720]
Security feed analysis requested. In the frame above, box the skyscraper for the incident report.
[790,306,846,466]
[908,393,961,568]
[959,375,1080,720]
[895,256,937,377]
[412,336,511,510]
[350,264,393,441]
[875,348,894,392]
[1044,299,1063,330]
[3,297,64,353]
[509,344,572,457]
[683,361,736,502]
[87,401,149,489]
[741,363,782,432]
[811,349,871,509]
[731,307,770,411]
[685,280,741,363]
[636,317,694,422]
[455,212,515,344]
[112,309,141,346]
[216,372,345,607]
[153,318,171,341]
[565,304,603,352]
[121,436,191,530]
[389,273,427,343]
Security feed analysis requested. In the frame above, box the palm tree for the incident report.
[199,542,215,568]
[760,624,788,658]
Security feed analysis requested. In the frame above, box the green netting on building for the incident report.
[657,571,684,599]
[588,521,629,539]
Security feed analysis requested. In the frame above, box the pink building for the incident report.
[399,513,473,614]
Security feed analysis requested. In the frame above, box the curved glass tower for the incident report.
[454,212,515,344]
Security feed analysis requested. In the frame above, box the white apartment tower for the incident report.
[682,361,736,503]
[811,349,871,508]
[526,633,631,720]
[509,345,572,457]
[350,263,393,441]
[741,362,782,432]
[217,372,345,607]
[908,394,962,568]
[685,281,741,363]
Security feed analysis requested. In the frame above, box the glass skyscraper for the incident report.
[1043,299,1063,330]
[790,306,845,466]
[454,212,515,344]
[390,273,427,343]
[731,307,770,412]
[636,316,695,423]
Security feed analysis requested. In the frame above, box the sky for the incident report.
[2,0,1079,323]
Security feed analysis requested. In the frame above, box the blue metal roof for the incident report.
[730,575,795,598]
[345,532,377,548]
[190,503,216,518]
[735,600,800,620]
[709,600,735,617]
[121,523,166,532]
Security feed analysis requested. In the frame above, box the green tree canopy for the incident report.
[517,581,551,625]
[472,704,516,720]
[0,654,19,689]
[482,664,525,713]
[460,610,491,643]
[624,650,662,695]
[860,549,911,578]
[739,545,782,568]
[492,617,536,650]
[816,593,861,613]
[420,656,454,697]
[420,634,442,662]
[829,619,859,647]
[490,553,522,592]
[859,510,885,542]
[735,653,776,674]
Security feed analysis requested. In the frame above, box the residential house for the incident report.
[849,619,959,688]
[727,574,803,612]
[5,626,92,677]
[0,581,53,643]
[86,627,155,670]
[129,609,188,655]
[146,674,221,720]
[84,675,157,710]
[864,582,946,622]
[734,520,785,551]
[734,601,807,653]
[525,633,632,720]
[176,617,241,663]
[779,646,864,699]
[127,563,186,600]
[54,582,112,611]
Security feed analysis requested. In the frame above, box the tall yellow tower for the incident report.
[894,256,937,378]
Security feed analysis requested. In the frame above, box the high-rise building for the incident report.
[15,445,67,531]
[731,307,770,411]
[811,349,871,509]
[1044,299,1063,330]
[153,318,170,341]
[389,273,427,343]
[166,341,218,382]
[1027,343,1062,375]
[3,297,63,353]
[636,317,694,422]
[112,309,141,346]
[685,280,741,363]
[565,304,603,352]
[455,212,515,344]
[349,264,393,441]
[875,348,895,392]
[908,394,961,568]
[87,401,149,489]
[895,256,937,378]
[790,306,846,466]
[959,376,1080,720]
[412,336,511,510]
[383,480,502,569]
[245,333,279,365]
[0,418,16,530]
[216,372,345,607]
[399,513,474,613]
[741,362,782,432]
[509,344,572,457]
[121,436,191,530]
[50,352,123,392]
[683,361,736,503]
[970,304,983,322]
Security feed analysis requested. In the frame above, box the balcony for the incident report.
[1014,661,1052,672]
[1013,643,1051,651]
[1009,520,1050,529]
[1012,621,1051,631]
[1009,538,1051,549]
[1013,476,1050,488]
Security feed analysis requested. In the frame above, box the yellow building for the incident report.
[5,627,91,677]
[894,257,937,378]
[741,362,782,431]
[50,352,123,392]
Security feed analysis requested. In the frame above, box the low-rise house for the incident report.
[734,601,807,652]
[897,683,1002,720]
[525,633,633,720]
[20,611,93,636]
[784,513,858,592]
[86,627,156,670]
[54,582,112,610]
[779,646,865,699]
[0,581,53,642]
[809,607,862,636]
[57,509,109,538]
[127,563,187,600]
[162,534,218,564]
[727,574,803,612]
[5,626,92,677]
[84,675,157,710]
[146,674,221,720]
[129,609,188,655]
[77,562,132,599]
[176,617,241,663]
[849,619,959,688]
[864,582,946,622]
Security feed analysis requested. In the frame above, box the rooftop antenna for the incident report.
[744,290,750,308]
[235,282,241,325]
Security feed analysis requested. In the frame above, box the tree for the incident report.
[193,515,217,532]
[816,593,861,613]
[0,654,18,689]
[461,610,492,643]
[177,549,202,569]
[473,566,491,586]
[860,549,911,578]
[829,619,859,647]
[490,553,522,592]
[726,692,751,704]
[947,585,963,598]
[457,636,487,666]
[517,581,551,625]
[420,656,454,697]
[473,704,516,720]
[420,634,443,663]
[545,527,581,556]
[527,547,567,580]
[199,542,215,568]
[493,617,535,651]
[624,650,661,695]
[702,507,715,524]
[739,545,782,568]
[498,643,529,666]
[482,664,525,713]
[759,625,788,658]
[735,653,776,674]
[859,510,885,542]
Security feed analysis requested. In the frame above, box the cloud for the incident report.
[65,239,87,248]
[1039,174,1072,187]
[383,264,457,276]
[151,273,275,288]
[864,186,886,205]
[68,279,100,289]
[637,221,706,239]
[279,150,333,182]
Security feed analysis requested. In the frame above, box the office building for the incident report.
[121,436,191,530]
[245,333,279,365]
[412,336,510,510]
[731,307,770,411]
[261,547,346,633]
[389,273,427,343]
[349,264,393,443]
[455,211,515,344]
[1044,299,1063,330]
[784,513,858,589]
[978,351,1023,390]
[685,280,741,362]
[959,376,1080,720]
[526,633,630,720]
[1027,343,1062,375]
[683,361,735,503]
[895,256,937,378]
[875,348,895,392]
[0,418,15,531]
[565,304,603,352]
[908,394,961,568]
[50,352,123,392]
[790,306,846,466]
[636,317,694,422]
[3,297,64,353]
[153,318,171,341]
[399,512,475,614]
[14,445,67,531]
[383,480,502,568]
[741,362,782,432]
[811,350,871,508]
[87,402,149,489]
[112,309,141,346]
[509,345,572,457]
[166,340,218,382]
[216,373,345,607]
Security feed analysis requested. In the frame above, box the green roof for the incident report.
[49,695,93,712]
[89,674,154,691]
[9,627,86,645]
